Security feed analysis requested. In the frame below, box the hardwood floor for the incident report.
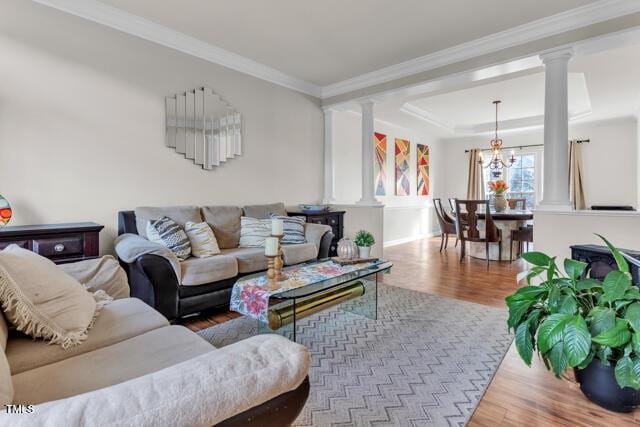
[182,236,639,425]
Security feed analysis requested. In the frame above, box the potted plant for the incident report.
[488,180,508,212]
[354,230,375,259]
[506,235,640,412]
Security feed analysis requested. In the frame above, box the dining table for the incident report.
[468,209,533,261]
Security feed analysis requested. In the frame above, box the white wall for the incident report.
[332,112,444,245]
[0,0,323,254]
[441,117,639,208]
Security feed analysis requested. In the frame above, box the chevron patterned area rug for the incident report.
[198,284,513,426]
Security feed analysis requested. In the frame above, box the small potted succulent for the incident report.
[506,235,640,412]
[354,230,375,259]
[488,180,509,212]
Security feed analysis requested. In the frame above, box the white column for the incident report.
[357,99,381,205]
[539,48,573,210]
[322,107,335,204]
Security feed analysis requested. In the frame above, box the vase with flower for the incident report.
[488,180,509,212]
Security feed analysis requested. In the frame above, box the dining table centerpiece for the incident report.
[489,179,509,212]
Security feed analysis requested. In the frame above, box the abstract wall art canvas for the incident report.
[395,138,410,196]
[417,144,430,196]
[374,132,387,196]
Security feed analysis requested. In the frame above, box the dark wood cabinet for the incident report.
[287,210,345,257]
[0,222,104,264]
[571,244,640,286]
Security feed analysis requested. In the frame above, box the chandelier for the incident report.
[479,100,515,177]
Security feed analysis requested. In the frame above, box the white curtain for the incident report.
[466,149,486,199]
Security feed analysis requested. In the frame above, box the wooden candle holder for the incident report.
[270,233,287,281]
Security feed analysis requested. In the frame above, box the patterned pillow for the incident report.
[185,221,220,258]
[238,217,271,248]
[149,216,191,260]
[272,215,306,245]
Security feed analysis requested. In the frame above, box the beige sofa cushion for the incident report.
[12,325,214,405]
[0,313,12,406]
[221,247,269,273]
[0,245,100,349]
[59,255,130,300]
[243,202,286,219]
[3,335,310,427]
[180,255,238,286]
[6,298,169,375]
[135,205,202,238]
[281,243,318,266]
[184,221,221,258]
[201,206,243,249]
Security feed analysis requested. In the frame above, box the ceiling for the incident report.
[99,0,595,86]
[366,42,640,137]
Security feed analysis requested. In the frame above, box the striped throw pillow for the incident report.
[185,221,220,258]
[149,216,191,260]
[272,215,306,245]
[238,217,271,248]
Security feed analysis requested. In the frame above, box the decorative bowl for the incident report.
[0,195,11,227]
[298,204,331,214]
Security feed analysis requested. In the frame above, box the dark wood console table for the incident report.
[287,210,345,257]
[0,222,104,264]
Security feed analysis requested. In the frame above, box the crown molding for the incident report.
[400,102,593,135]
[32,0,323,97]
[321,0,640,98]
[32,0,640,101]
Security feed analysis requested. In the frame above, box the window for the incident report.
[483,151,539,208]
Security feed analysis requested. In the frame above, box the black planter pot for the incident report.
[575,358,640,412]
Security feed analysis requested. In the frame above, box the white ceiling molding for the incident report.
[346,110,411,131]
[400,102,593,135]
[31,0,640,101]
[32,0,323,97]
[321,0,640,98]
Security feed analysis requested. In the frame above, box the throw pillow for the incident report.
[0,245,103,348]
[149,216,192,260]
[238,217,271,248]
[146,221,163,244]
[185,221,221,258]
[271,215,307,245]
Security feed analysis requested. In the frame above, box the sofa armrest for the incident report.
[304,223,332,257]
[0,335,311,427]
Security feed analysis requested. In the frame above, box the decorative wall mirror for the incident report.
[165,87,242,169]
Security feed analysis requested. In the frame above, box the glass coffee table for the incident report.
[230,259,392,342]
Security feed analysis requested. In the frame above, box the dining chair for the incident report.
[507,198,527,210]
[433,198,458,252]
[448,198,457,216]
[454,199,503,268]
[510,225,533,262]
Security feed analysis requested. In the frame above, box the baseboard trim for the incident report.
[383,232,439,248]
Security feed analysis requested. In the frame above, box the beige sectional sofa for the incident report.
[116,202,333,319]
[0,257,311,426]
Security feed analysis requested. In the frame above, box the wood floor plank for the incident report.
[182,236,638,425]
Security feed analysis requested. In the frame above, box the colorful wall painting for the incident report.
[374,132,387,196]
[395,138,410,196]
[417,144,430,196]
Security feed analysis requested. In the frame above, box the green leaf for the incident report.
[538,313,571,354]
[633,332,640,354]
[547,258,558,283]
[515,322,534,366]
[625,288,640,300]
[577,349,595,369]
[547,286,562,313]
[592,319,632,347]
[522,252,551,267]
[595,346,612,365]
[596,234,629,274]
[576,278,602,291]
[506,299,534,330]
[588,307,616,336]
[559,295,577,315]
[615,356,640,389]
[562,316,591,367]
[625,303,640,332]
[564,259,587,281]
[602,270,632,302]
[506,286,547,302]
[549,341,568,377]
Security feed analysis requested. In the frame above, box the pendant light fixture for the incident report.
[479,100,516,177]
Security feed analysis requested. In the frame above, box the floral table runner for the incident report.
[230,260,378,324]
